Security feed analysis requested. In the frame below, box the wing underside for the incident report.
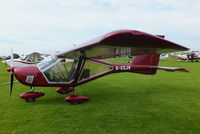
[58,30,188,58]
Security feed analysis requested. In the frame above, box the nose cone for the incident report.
[14,66,40,86]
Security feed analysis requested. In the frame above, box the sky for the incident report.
[0,0,199,56]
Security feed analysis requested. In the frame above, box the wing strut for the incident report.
[64,51,90,104]
[72,51,86,94]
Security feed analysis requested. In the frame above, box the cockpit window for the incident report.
[39,57,79,83]
[38,56,58,70]
[20,54,47,64]
[20,55,28,60]
[78,60,112,82]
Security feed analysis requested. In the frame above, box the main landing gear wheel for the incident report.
[20,92,45,102]
[25,98,36,102]
[56,87,74,94]
[65,95,90,104]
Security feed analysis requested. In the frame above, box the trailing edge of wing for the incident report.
[58,30,189,58]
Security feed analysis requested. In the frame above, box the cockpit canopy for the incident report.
[38,56,78,83]
[20,53,48,63]
[37,56,112,84]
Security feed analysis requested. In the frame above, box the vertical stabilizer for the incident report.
[131,54,160,66]
[131,54,160,75]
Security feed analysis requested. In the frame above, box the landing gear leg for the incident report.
[31,86,35,92]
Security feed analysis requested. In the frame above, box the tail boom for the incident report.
[113,54,190,75]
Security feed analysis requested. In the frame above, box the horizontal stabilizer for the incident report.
[150,66,189,72]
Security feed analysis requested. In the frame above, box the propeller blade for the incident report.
[10,48,14,96]
[10,72,14,96]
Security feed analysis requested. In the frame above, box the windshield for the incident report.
[20,55,28,60]
[38,56,58,70]
[39,56,79,83]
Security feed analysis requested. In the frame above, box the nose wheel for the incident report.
[20,92,45,102]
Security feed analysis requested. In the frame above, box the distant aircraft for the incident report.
[0,53,19,60]
[7,30,189,104]
[176,51,200,62]
[3,52,49,67]
[160,54,169,59]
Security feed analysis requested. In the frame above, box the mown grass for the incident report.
[0,58,200,134]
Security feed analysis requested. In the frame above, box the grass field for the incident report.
[0,58,200,134]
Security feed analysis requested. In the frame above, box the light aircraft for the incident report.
[1,53,19,60]
[176,51,200,62]
[160,53,169,59]
[7,30,189,104]
[3,52,49,67]
[176,53,188,60]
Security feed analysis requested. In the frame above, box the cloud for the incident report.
[0,0,199,55]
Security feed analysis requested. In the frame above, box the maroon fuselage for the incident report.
[12,58,157,88]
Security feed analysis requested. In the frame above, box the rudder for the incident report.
[131,54,160,66]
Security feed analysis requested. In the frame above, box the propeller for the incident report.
[9,48,14,96]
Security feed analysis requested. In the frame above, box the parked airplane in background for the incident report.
[176,51,200,62]
[3,52,49,67]
[0,53,20,60]
[160,54,169,59]
[7,30,189,104]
